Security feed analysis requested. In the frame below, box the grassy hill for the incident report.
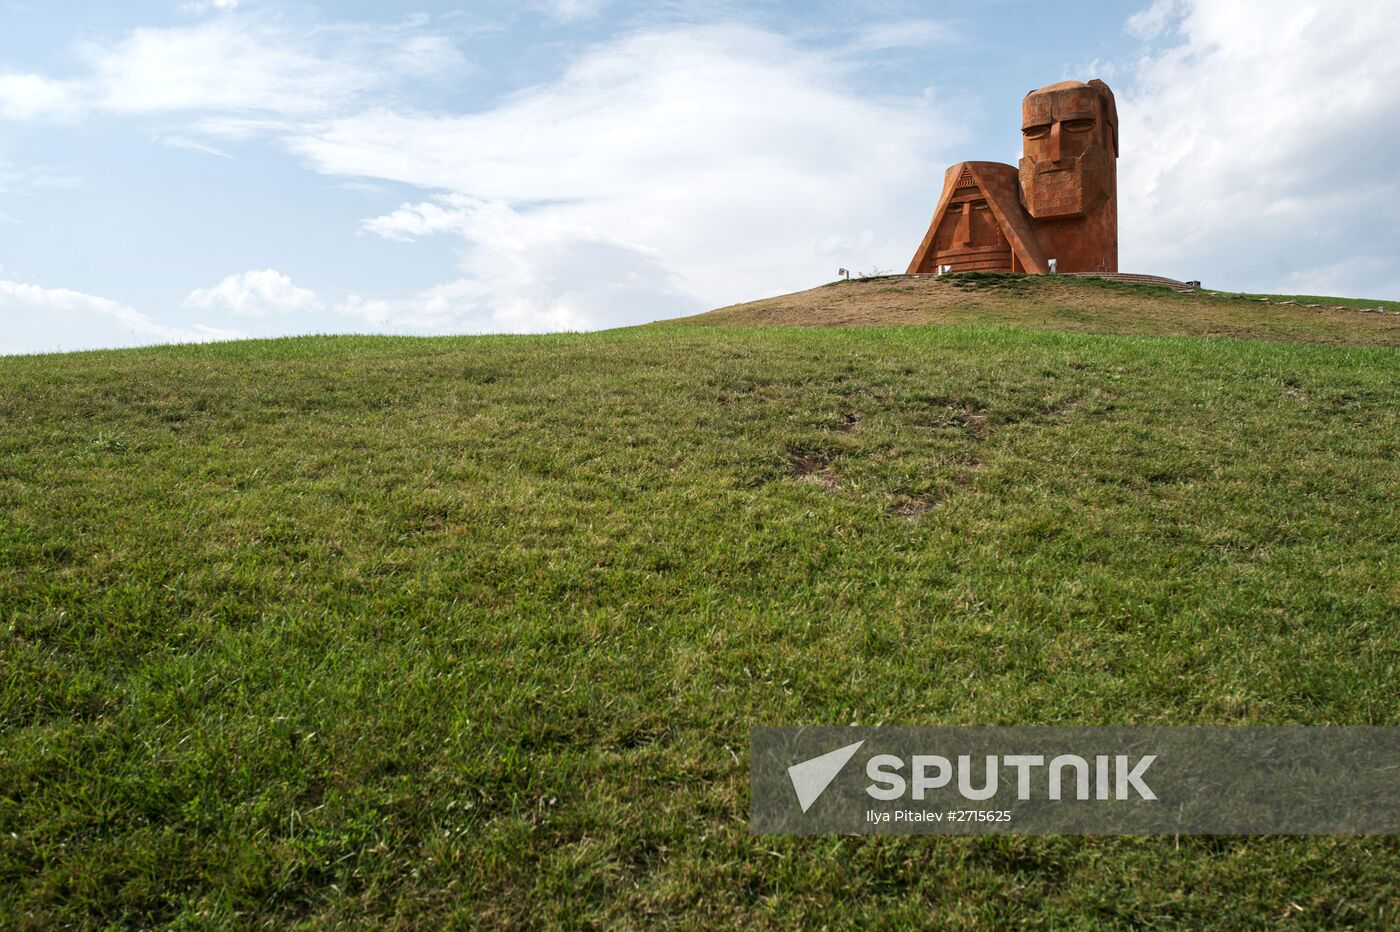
[2,280,1398,925]
[677,272,1400,347]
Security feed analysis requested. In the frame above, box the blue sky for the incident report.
[2,0,1398,353]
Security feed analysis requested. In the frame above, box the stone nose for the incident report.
[1047,122,1062,163]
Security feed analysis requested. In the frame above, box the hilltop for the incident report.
[2,281,1397,925]
[671,272,1400,346]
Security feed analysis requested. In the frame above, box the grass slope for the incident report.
[675,273,1400,346]
[2,317,1398,925]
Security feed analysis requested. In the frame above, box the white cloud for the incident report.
[1119,0,1400,295]
[0,73,83,120]
[1126,0,1182,40]
[361,196,474,243]
[184,269,322,318]
[310,24,962,330]
[0,15,465,123]
[155,134,232,157]
[0,158,82,194]
[846,20,957,53]
[530,0,612,23]
[0,280,241,355]
[85,19,461,117]
[348,196,702,333]
[182,0,243,12]
[1,17,964,337]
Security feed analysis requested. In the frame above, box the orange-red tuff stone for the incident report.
[909,79,1118,275]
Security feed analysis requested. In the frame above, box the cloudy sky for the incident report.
[2,0,1398,354]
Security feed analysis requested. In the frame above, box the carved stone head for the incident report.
[1019,79,1118,219]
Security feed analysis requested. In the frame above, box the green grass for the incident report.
[1206,290,1400,312]
[684,275,1400,348]
[933,275,1398,310]
[2,325,1398,926]
[943,272,1035,294]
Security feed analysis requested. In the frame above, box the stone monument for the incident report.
[909,79,1118,275]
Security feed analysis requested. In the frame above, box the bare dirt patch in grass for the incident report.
[787,448,840,491]
[889,495,936,519]
[962,411,990,441]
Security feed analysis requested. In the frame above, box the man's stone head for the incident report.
[1019,79,1117,219]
